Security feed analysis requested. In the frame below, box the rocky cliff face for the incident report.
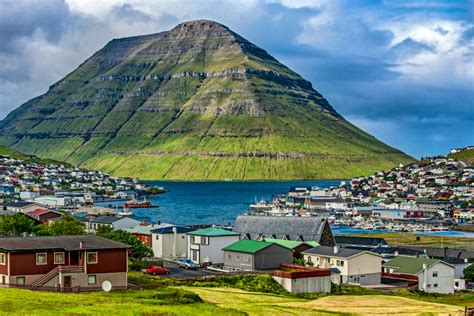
[0,20,413,180]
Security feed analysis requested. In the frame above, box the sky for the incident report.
[0,0,472,158]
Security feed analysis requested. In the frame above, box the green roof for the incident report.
[188,228,240,237]
[264,238,319,249]
[223,240,272,254]
[384,257,443,275]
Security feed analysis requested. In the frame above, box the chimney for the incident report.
[465,258,468,263]
[80,241,85,249]
[334,245,339,254]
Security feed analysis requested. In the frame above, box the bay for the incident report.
[95,180,474,238]
[96,180,340,225]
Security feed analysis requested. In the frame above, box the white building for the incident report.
[151,225,191,259]
[187,228,240,264]
[302,246,383,285]
[383,257,455,294]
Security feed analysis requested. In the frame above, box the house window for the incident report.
[201,237,209,245]
[236,254,240,261]
[87,252,98,264]
[190,236,195,244]
[246,256,252,264]
[54,252,65,264]
[432,271,438,277]
[455,281,459,287]
[307,256,312,262]
[434,284,438,288]
[16,277,25,285]
[88,275,97,285]
[227,253,231,260]
[0,253,5,265]
[155,235,159,240]
[36,253,47,265]
[340,261,345,267]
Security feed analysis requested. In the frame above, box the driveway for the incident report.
[160,260,227,279]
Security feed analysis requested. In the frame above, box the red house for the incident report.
[0,235,129,291]
[26,209,62,224]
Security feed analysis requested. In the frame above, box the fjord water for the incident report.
[96,180,474,237]
[98,181,340,225]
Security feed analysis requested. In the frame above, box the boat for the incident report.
[249,199,274,212]
[123,197,158,208]
[117,207,133,217]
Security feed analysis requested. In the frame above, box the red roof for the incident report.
[26,209,51,216]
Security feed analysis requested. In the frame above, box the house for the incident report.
[85,216,141,233]
[187,228,240,264]
[151,225,192,259]
[0,235,129,291]
[335,236,387,249]
[444,258,470,291]
[223,240,293,271]
[383,257,455,294]
[233,215,335,246]
[26,209,62,224]
[122,225,157,247]
[0,202,44,214]
[272,264,331,294]
[263,238,319,258]
[302,246,383,285]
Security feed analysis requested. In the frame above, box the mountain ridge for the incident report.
[0,19,414,180]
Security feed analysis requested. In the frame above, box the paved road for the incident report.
[160,261,226,279]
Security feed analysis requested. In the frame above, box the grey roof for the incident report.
[302,246,372,258]
[233,215,332,242]
[90,216,121,224]
[335,235,387,247]
[1,202,37,208]
[0,235,129,251]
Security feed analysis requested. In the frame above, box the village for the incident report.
[251,155,474,232]
[0,152,473,297]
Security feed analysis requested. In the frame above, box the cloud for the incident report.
[0,0,472,158]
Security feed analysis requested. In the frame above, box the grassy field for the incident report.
[346,232,474,250]
[0,287,243,315]
[0,285,468,316]
[181,287,465,315]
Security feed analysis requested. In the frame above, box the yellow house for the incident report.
[302,246,383,285]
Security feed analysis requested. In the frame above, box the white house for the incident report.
[151,225,192,259]
[383,257,455,294]
[85,216,141,233]
[187,228,240,264]
[302,246,383,285]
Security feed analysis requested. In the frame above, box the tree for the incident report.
[41,216,86,236]
[0,214,40,237]
[96,226,153,261]
[464,264,474,282]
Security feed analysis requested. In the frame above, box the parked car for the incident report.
[200,261,212,268]
[145,265,171,275]
[177,258,197,269]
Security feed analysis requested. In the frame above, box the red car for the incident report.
[145,265,171,275]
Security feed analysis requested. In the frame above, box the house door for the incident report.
[191,250,199,262]
[64,276,72,288]
[1,276,5,284]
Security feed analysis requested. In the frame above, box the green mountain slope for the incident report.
[0,20,414,180]
[449,148,474,165]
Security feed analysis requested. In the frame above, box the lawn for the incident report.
[0,287,243,315]
[182,286,464,316]
[347,232,474,250]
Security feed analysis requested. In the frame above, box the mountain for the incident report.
[0,145,69,166]
[0,20,414,180]
[449,147,474,165]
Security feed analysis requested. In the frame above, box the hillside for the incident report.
[449,148,474,165]
[0,20,414,180]
[0,145,68,166]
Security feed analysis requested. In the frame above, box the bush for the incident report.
[152,288,203,304]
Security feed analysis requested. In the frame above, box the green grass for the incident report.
[0,287,244,315]
[449,148,474,165]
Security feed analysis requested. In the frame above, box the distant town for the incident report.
[0,147,472,299]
